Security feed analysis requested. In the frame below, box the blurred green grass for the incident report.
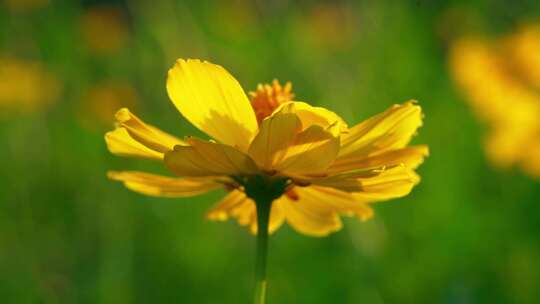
[1,0,540,303]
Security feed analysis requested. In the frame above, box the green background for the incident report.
[2,0,540,303]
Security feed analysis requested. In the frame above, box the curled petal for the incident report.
[164,137,259,177]
[108,171,221,197]
[167,59,258,151]
[105,128,163,160]
[105,108,185,159]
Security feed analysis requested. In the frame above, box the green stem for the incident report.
[253,196,272,304]
[241,175,287,304]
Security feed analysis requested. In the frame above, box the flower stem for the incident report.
[240,175,288,304]
[254,196,271,304]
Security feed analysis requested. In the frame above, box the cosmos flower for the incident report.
[105,59,428,237]
[449,25,540,179]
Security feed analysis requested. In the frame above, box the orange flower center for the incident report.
[249,80,295,124]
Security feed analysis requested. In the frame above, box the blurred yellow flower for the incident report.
[449,25,540,179]
[505,25,540,89]
[105,59,428,237]
[80,5,129,54]
[0,56,61,114]
[79,82,138,129]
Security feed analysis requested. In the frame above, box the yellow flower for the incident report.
[105,59,428,237]
[449,25,540,179]
[0,56,61,114]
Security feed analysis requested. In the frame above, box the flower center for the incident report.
[249,80,295,124]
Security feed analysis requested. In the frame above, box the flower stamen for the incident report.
[249,80,295,124]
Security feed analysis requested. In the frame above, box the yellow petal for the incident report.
[106,108,185,157]
[166,59,258,151]
[308,165,419,198]
[275,101,348,131]
[268,203,286,233]
[328,145,429,174]
[164,137,259,177]
[108,171,221,197]
[274,124,341,176]
[278,194,343,237]
[295,186,374,221]
[207,190,285,234]
[352,167,420,202]
[248,103,302,170]
[338,101,423,158]
[207,190,248,221]
[104,128,163,160]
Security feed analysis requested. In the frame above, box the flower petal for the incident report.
[108,171,221,197]
[206,190,248,221]
[274,123,341,176]
[307,164,419,194]
[105,108,185,159]
[275,101,348,131]
[104,128,163,160]
[338,101,423,158]
[248,103,302,170]
[166,59,258,151]
[207,190,285,234]
[328,145,429,174]
[277,194,343,237]
[352,167,420,202]
[164,137,259,177]
[248,102,342,176]
[295,186,374,221]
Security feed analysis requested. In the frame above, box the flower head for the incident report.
[106,59,428,236]
[449,25,540,179]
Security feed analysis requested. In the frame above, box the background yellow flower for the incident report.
[449,25,540,180]
[0,56,61,115]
